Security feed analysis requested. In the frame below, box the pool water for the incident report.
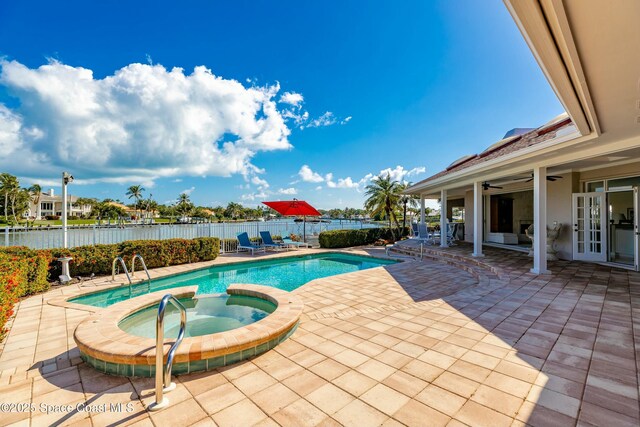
[118,294,276,338]
[71,253,396,307]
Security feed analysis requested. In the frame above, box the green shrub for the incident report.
[0,247,50,295]
[47,244,120,278]
[319,227,409,248]
[0,254,29,340]
[193,237,221,261]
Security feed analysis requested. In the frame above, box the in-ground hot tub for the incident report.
[74,284,303,377]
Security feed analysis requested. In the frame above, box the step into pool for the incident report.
[71,252,396,307]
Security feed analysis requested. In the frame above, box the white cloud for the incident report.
[298,165,324,183]
[240,191,268,201]
[315,185,322,191]
[341,116,352,125]
[306,111,336,128]
[250,176,269,189]
[277,187,297,195]
[279,92,304,107]
[172,178,183,183]
[377,165,426,183]
[0,59,295,185]
[181,186,195,195]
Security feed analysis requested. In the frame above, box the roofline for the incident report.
[503,0,600,136]
[406,122,583,195]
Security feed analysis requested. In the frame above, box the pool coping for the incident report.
[48,249,397,312]
[73,283,304,368]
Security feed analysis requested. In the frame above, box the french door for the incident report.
[572,193,606,262]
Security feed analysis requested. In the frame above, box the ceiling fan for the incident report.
[516,173,563,183]
[482,182,503,190]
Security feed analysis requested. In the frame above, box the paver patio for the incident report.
[0,244,638,426]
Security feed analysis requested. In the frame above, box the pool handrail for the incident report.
[111,257,132,285]
[130,254,152,294]
[149,293,187,411]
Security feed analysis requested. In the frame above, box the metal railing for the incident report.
[149,294,187,411]
[0,220,383,250]
[130,254,151,295]
[111,256,132,285]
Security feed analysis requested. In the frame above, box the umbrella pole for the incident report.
[303,215,306,243]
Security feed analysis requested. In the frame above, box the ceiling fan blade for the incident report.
[525,178,533,183]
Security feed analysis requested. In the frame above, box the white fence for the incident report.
[1,220,383,252]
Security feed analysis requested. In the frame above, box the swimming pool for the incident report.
[71,252,396,307]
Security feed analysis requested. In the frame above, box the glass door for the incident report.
[572,193,606,262]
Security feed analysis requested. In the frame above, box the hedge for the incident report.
[319,227,409,248]
[0,254,29,340]
[47,237,220,277]
[0,237,221,339]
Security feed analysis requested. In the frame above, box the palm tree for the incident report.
[176,193,193,217]
[12,188,31,223]
[398,182,419,232]
[126,185,145,219]
[1,173,19,222]
[364,174,402,240]
[28,184,42,220]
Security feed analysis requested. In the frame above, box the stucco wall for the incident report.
[546,172,579,260]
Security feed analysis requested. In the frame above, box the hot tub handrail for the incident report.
[111,257,132,286]
[149,293,187,411]
[130,254,151,293]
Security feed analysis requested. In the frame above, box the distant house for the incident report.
[28,189,92,219]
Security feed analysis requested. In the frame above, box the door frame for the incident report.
[572,192,607,262]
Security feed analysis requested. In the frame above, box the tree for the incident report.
[94,201,126,220]
[12,189,32,222]
[28,184,42,220]
[364,174,402,240]
[176,193,194,217]
[0,173,19,222]
[126,185,145,219]
[225,202,244,220]
[398,182,419,230]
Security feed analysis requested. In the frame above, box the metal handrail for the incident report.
[149,294,187,411]
[111,257,132,286]
[130,254,152,293]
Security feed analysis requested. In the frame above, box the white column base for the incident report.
[530,268,551,275]
[472,252,485,257]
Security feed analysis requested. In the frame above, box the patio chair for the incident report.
[418,223,433,244]
[236,232,266,255]
[259,231,287,251]
[446,223,458,246]
[282,234,312,249]
[411,222,419,238]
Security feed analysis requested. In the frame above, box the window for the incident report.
[41,202,53,211]
[607,175,640,191]
[586,181,604,192]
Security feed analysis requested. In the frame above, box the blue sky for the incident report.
[0,0,562,209]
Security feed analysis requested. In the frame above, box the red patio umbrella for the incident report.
[262,199,321,242]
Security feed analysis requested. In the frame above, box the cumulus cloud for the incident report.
[250,176,269,189]
[181,186,195,195]
[377,165,426,183]
[240,191,269,201]
[341,116,352,125]
[298,165,324,183]
[279,92,304,107]
[0,59,296,184]
[277,187,297,195]
[296,164,426,193]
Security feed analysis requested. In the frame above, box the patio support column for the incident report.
[473,181,484,257]
[440,189,448,248]
[531,166,550,274]
[420,196,425,225]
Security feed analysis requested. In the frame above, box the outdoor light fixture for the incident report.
[61,171,74,248]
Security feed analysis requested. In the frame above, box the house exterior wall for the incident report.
[546,172,579,260]
[578,161,640,189]
[463,190,474,243]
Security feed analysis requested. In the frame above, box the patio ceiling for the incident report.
[410,0,640,198]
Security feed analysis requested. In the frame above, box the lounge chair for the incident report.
[236,232,266,255]
[282,235,311,249]
[259,231,287,251]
